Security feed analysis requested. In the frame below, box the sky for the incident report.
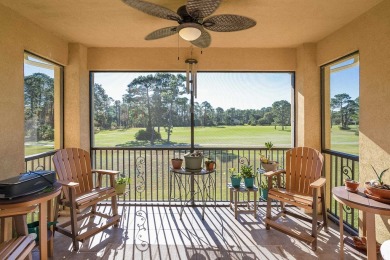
[24,56,359,109]
[93,72,293,110]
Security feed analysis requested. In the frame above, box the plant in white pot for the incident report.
[115,176,130,195]
[184,151,203,170]
[260,141,279,172]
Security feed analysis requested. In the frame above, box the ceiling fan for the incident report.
[122,0,257,48]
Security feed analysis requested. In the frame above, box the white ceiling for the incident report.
[0,0,383,48]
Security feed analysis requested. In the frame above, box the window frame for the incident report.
[23,51,64,157]
[89,70,296,148]
[320,51,359,156]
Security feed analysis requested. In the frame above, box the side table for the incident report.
[333,186,390,260]
[0,183,61,260]
[228,183,258,219]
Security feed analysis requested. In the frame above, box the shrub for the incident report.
[135,129,161,141]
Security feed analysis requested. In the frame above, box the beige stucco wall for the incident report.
[88,47,296,71]
[0,4,68,179]
[295,43,321,150]
[64,43,90,151]
[318,0,390,242]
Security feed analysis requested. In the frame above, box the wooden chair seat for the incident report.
[268,188,322,209]
[61,187,116,209]
[0,235,35,260]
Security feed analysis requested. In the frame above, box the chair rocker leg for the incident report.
[311,193,318,251]
[266,196,272,230]
[69,191,80,251]
[111,195,119,227]
[321,187,328,232]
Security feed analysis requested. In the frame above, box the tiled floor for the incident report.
[45,204,369,259]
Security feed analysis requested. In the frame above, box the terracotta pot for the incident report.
[365,182,390,199]
[261,161,279,172]
[345,180,360,192]
[171,158,183,169]
[205,161,215,171]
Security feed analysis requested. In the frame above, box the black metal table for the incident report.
[169,168,216,220]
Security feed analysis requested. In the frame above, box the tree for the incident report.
[24,73,54,141]
[272,100,291,130]
[331,93,359,129]
[127,75,158,144]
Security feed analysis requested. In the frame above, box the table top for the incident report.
[171,167,215,176]
[332,186,390,215]
[0,182,61,208]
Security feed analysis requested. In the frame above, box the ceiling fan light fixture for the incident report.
[178,23,202,41]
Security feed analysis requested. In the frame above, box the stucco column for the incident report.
[295,43,321,150]
[64,43,90,150]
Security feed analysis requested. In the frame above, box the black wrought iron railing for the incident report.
[24,147,360,232]
[90,147,290,203]
[323,150,359,233]
[25,150,56,172]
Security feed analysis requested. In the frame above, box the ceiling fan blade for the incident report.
[190,29,211,48]
[122,0,181,22]
[203,14,256,32]
[186,0,222,19]
[145,26,178,40]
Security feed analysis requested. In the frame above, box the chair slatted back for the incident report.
[285,147,323,195]
[53,148,94,199]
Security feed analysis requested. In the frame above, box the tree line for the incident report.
[24,72,358,144]
[94,73,292,144]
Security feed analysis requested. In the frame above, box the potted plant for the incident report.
[205,158,216,171]
[260,141,279,172]
[171,158,183,169]
[229,168,242,188]
[365,165,390,200]
[345,178,360,192]
[240,164,257,188]
[184,151,203,170]
[260,181,269,200]
[115,176,130,195]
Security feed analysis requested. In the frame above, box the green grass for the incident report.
[24,125,359,155]
[25,141,54,156]
[94,125,292,147]
[330,125,359,155]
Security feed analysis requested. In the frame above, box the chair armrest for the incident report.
[92,169,120,176]
[57,180,79,188]
[310,177,326,188]
[0,206,37,218]
[264,169,286,178]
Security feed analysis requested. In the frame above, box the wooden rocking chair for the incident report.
[53,148,120,251]
[264,147,328,251]
[0,206,36,260]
